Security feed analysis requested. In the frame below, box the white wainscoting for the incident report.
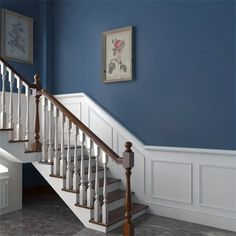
[55,93,236,232]
[0,157,22,216]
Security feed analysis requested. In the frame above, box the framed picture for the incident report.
[102,26,133,83]
[1,9,33,64]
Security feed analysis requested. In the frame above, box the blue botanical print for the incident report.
[8,22,26,54]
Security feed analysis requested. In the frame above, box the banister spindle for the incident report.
[79,130,86,205]
[93,144,101,222]
[66,119,72,190]
[60,113,66,177]
[47,100,53,163]
[0,63,7,129]
[42,96,47,162]
[53,106,59,175]
[102,151,108,224]
[31,74,42,151]
[24,85,30,150]
[73,126,79,191]
[16,76,22,140]
[8,69,14,140]
[122,142,134,236]
[86,137,94,208]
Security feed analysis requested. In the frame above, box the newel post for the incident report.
[123,141,134,236]
[31,74,42,152]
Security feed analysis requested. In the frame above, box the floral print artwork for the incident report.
[2,9,33,64]
[104,27,132,82]
[108,38,127,75]
[8,22,26,54]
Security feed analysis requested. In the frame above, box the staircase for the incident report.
[0,57,148,234]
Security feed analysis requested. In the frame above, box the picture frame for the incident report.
[1,9,33,64]
[102,26,134,83]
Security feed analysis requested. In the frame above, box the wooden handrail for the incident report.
[41,89,123,164]
[0,57,35,88]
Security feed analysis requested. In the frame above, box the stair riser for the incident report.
[61,171,106,190]
[53,148,88,157]
[106,208,147,232]
[50,158,95,174]
[106,198,125,212]
[98,181,120,194]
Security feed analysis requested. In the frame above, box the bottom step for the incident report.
[90,203,148,227]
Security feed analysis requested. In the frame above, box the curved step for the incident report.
[90,203,148,227]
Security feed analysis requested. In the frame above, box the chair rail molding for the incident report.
[55,92,236,232]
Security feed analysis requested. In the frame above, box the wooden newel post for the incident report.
[31,74,42,152]
[123,141,134,236]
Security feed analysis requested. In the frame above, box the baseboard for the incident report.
[147,201,236,232]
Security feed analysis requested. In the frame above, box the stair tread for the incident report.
[9,139,29,143]
[61,177,121,194]
[25,150,42,154]
[90,203,148,227]
[54,145,82,151]
[0,128,13,131]
[75,190,132,209]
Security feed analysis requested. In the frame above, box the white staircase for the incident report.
[0,57,147,234]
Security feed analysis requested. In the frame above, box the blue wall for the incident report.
[0,0,49,187]
[51,0,236,150]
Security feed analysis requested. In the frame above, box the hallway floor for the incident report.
[0,191,235,236]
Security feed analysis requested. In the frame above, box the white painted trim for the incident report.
[145,145,236,156]
[53,92,236,232]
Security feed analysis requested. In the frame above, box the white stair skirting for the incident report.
[55,92,236,232]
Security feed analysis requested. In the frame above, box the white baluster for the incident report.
[60,113,66,177]
[94,144,101,222]
[73,126,79,191]
[42,96,47,162]
[66,119,72,190]
[53,106,59,175]
[102,151,108,224]
[24,85,30,150]
[86,137,94,207]
[47,100,53,163]
[8,69,14,140]
[0,64,7,129]
[16,76,22,140]
[79,130,86,205]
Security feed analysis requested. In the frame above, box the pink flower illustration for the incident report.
[109,38,127,75]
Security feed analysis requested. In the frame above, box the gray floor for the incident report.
[0,192,235,236]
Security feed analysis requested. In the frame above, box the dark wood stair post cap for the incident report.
[34,74,40,83]
[34,74,41,90]
[123,142,134,169]
[125,142,132,152]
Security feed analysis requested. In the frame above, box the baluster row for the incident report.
[40,95,109,224]
[0,63,33,146]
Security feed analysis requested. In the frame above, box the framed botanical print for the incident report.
[1,9,33,64]
[102,26,133,83]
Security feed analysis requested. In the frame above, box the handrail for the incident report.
[0,58,134,235]
[41,89,123,164]
[0,56,35,88]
